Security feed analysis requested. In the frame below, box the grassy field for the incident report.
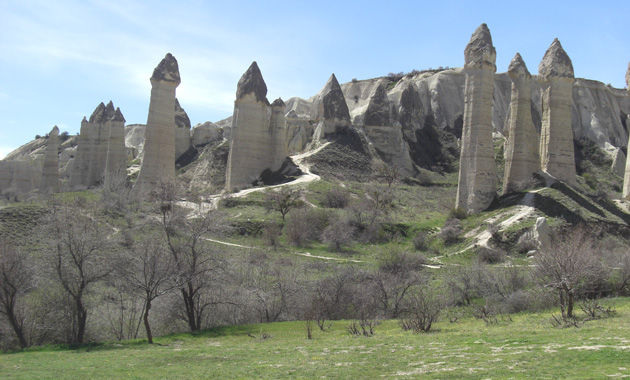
[2,297,630,379]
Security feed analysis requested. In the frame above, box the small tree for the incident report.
[0,241,32,348]
[265,187,302,222]
[48,203,112,344]
[321,218,355,252]
[534,226,603,319]
[117,236,176,343]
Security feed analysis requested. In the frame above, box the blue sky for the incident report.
[0,0,628,158]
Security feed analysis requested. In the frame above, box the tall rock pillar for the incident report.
[225,62,274,191]
[104,107,126,189]
[503,53,540,194]
[455,23,497,213]
[134,53,180,195]
[538,38,576,186]
[41,126,60,193]
[270,98,288,170]
[623,62,630,199]
[174,98,192,160]
[312,74,352,141]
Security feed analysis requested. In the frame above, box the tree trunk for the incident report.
[6,305,27,349]
[567,292,574,319]
[144,298,153,344]
[182,283,199,332]
[76,298,87,344]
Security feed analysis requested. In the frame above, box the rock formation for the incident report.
[538,38,576,185]
[455,23,497,213]
[104,108,126,188]
[611,147,626,177]
[502,53,540,194]
[270,98,288,171]
[175,98,192,159]
[226,62,287,191]
[623,63,630,199]
[40,126,60,193]
[0,160,40,198]
[134,53,180,195]
[363,80,415,176]
[312,74,352,141]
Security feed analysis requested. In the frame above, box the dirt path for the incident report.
[178,142,331,215]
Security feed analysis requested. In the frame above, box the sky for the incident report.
[0,0,628,159]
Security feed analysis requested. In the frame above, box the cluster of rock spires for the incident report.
[456,24,582,213]
[0,32,629,208]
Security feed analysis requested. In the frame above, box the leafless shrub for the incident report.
[265,187,302,222]
[305,319,313,339]
[399,287,444,333]
[346,319,380,337]
[440,218,462,244]
[579,299,616,320]
[285,208,329,247]
[262,222,282,250]
[534,226,606,319]
[412,231,427,251]
[476,246,506,264]
[323,187,350,209]
[321,217,355,252]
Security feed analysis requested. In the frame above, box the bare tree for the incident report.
[0,241,32,348]
[155,183,229,332]
[534,226,604,319]
[264,187,302,222]
[321,217,355,252]
[48,204,112,344]
[117,236,177,343]
[373,161,400,188]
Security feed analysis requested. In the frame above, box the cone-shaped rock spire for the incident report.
[538,38,574,78]
[538,39,577,185]
[503,53,539,194]
[151,53,180,84]
[41,126,60,193]
[464,23,496,69]
[236,61,268,104]
[456,23,497,213]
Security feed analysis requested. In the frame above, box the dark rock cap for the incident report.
[111,107,126,122]
[104,101,115,119]
[538,38,574,78]
[364,81,390,126]
[236,61,268,104]
[464,23,496,69]
[508,53,531,78]
[174,98,191,129]
[321,73,351,121]
[271,98,285,107]
[151,53,181,85]
[89,102,106,123]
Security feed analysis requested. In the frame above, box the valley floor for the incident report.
[2,297,630,379]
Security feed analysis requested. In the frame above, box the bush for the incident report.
[440,218,462,244]
[399,287,444,333]
[263,222,282,249]
[285,208,330,247]
[321,217,355,252]
[412,231,427,251]
[448,208,468,220]
[323,187,350,209]
[476,246,506,264]
[378,248,426,274]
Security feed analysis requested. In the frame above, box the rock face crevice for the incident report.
[503,53,540,194]
[456,24,497,213]
[226,62,287,191]
[134,53,180,195]
[40,126,60,193]
[538,39,577,186]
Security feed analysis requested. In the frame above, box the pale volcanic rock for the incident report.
[104,108,127,188]
[533,217,552,252]
[192,122,222,147]
[134,53,180,195]
[538,39,577,186]
[610,148,626,177]
[40,126,60,193]
[312,74,352,140]
[0,160,41,198]
[363,80,415,176]
[285,112,314,154]
[226,62,277,191]
[623,66,630,199]
[270,98,289,170]
[503,53,540,194]
[456,24,498,213]
[175,98,192,159]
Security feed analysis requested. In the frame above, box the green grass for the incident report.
[3,298,630,379]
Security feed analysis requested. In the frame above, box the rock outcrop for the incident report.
[502,53,540,194]
[134,53,180,195]
[226,62,287,191]
[623,64,630,199]
[40,126,60,193]
[455,24,497,213]
[312,74,352,140]
[362,80,415,176]
[192,122,222,147]
[538,39,577,185]
[175,98,192,160]
[0,160,40,199]
[270,98,289,171]
[104,108,126,188]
